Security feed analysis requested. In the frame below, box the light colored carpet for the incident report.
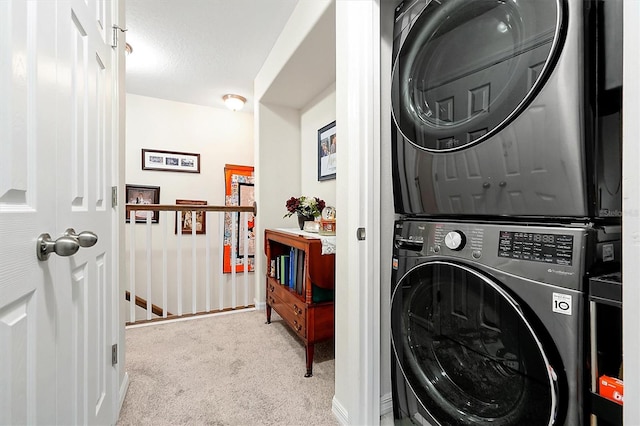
[117,309,338,426]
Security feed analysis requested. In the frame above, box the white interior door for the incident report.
[0,0,116,424]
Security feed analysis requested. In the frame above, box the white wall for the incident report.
[254,0,336,310]
[252,86,337,308]
[254,102,301,307]
[125,94,255,314]
[301,83,337,207]
[127,94,254,202]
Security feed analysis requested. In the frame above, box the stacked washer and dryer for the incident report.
[389,0,622,425]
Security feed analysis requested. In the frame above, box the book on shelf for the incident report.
[296,249,305,295]
[280,254,290,285]
[289,247,296,289]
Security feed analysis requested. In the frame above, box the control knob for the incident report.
[444,231,466,251]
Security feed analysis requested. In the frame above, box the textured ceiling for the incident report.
[125,0,299,112]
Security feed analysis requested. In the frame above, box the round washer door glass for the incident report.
[392,0,562,151]
[391,262,557,425]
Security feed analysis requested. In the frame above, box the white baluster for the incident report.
[192,210,197,314]
[146,211,152,320]
[242,212,249,307]
[231,212,237,308]
[162,210,168,318]
[205,211,211,312]
[218,213,225,310]
[177,211,183,316]
[129,209,136,323]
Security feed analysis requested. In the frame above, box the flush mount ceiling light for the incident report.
[223,94,246,111]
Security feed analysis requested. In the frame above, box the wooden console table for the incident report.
[264,228,335,377]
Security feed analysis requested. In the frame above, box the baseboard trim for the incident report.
[331,393,393,424]
[332,395,349,425]
[254,300,266,310]
[126,307,256,329]
[117,372,130,420]
[380,392,393,416]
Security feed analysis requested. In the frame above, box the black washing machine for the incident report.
[390,219,620,425]
[391,0,622,220]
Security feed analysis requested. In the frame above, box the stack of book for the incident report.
[273,247,306,295]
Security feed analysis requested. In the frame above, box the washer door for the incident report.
[391,0,563,151]
[391,261,559,425]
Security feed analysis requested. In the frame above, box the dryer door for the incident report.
[391,0,563,151]
[391,261,560,425]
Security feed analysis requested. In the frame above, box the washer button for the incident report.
[433,245,441,253]
[472,250,482,259]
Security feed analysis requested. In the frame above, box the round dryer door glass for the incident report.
[391,0,562,151]
[391,262,558,425]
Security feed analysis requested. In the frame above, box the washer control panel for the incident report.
[395,220,588,290]
[432,225,484,258]
[498,231,574,266]
[397,221,582,265]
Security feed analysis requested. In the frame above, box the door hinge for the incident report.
[112,343,118,365]
[112,186,118,207]
[111,25,127,48]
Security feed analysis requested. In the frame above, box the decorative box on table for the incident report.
[319,219,335,235]
[319,206,336,236]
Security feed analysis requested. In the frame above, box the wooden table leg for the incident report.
[266,303,271,324]
[305,343,315,377]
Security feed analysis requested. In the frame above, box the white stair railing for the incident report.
[125,204,256,324]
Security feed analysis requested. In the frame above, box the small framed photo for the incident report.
[125,184,160,223]
[175,199,207,234]
[317,121,336,181]
[142,149,201,173]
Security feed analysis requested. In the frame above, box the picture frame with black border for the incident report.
[175,199,207,234]
[142,149,201,173]
[317,121,336,181]
[125,184,160,223]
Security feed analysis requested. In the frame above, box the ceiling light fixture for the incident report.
[223,94,246,111]
[125,42,133,55]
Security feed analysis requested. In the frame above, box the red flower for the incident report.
[283,196,326,218]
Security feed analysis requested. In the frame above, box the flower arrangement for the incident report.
[284,196,326,219]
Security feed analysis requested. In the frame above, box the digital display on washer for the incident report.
[498,231,574,265]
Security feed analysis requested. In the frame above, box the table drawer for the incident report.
[268,290,306,338]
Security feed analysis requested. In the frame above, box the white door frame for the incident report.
[334,1,382,424]
[112,0,129,418]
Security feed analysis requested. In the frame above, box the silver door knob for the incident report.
[64,228,98,248]
[36,229,98,261]
[37,233,80,261]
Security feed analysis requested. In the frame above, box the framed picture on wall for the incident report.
[125,184,160,223]
[223,164,255,274]
[142,149,201,173]
[175,199,207,234]
[317,121,336,181]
